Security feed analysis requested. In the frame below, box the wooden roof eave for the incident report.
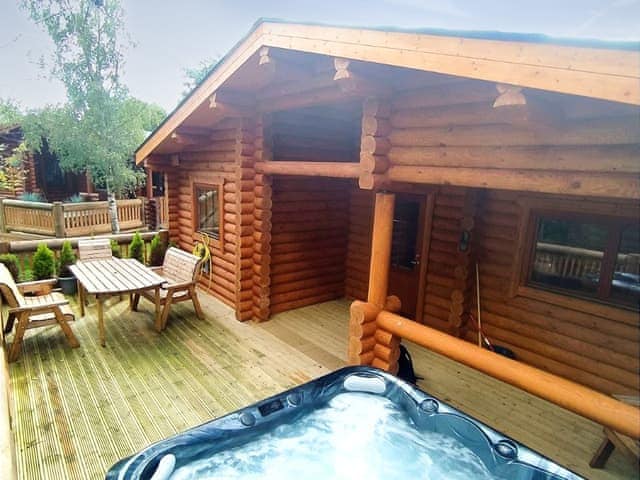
[136,21,640,164]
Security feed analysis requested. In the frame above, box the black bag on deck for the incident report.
[397,344,422,384]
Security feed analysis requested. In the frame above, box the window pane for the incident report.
[610,224,640,307]
[530,218,608,296]
[197,187,219,237]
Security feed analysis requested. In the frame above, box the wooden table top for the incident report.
[70,258,165,295]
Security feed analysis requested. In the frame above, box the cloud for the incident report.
[381,0,471,18]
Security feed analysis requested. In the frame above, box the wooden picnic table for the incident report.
[70,258,165,346]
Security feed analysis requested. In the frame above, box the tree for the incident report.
[20,0,165,232]
[181,58,219,99]
[0,99,23,126]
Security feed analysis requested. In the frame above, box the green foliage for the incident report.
[18,191,45,202]
[0,254,20,281]
[66,194,83,203]
[148,233,167,267]
[58,240,76,277]
[32,243,55,280]
[182,58,219,99]
[0,99,23,127]
[19,0,165,198]
[128,231,144,264]
[110,239,121,258]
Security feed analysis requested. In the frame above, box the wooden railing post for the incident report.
[52,202,65,238]
[0,199,6,233]
[367,192,395,308]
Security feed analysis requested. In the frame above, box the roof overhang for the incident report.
[136,20,640,163]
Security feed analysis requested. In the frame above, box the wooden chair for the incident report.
[132,248,204,330]
[0,264,79,362]
[78,238,113,261]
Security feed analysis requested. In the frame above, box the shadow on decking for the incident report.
[6,292,638,480]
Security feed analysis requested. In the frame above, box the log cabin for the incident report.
[135,20,640,416]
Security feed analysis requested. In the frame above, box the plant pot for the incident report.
[58,276,77,295]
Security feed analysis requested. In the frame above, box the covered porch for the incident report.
[6,291,637,480]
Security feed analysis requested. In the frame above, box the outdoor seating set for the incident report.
[0,239,204,361]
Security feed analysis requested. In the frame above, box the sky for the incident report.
[1,0,639,113]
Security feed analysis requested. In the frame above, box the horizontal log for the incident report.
[349,319,377,338]
[388,166,640,199]
[256,161,360,178]
[271,281,344,305]
[388,116,639,147]
[271,273,345,294]
[347,350,375,366]
[349,336,376,355]
[373,343,401,364]
[392,81,498,110]
[388,145,640,173]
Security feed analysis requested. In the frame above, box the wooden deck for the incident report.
[6,293,638,480]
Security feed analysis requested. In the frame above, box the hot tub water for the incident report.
[170,392,496,480]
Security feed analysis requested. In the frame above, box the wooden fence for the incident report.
[0,198,145,237]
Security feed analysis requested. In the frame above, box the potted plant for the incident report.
[32,243,55,280]
[0,253,20,281]
[57,240,77,294]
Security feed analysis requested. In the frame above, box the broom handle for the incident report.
[476,262,482,348]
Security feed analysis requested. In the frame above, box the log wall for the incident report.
[269,176,350,314]
[345,188,374,300]
[470,190,640,395]
[166,124,242,310]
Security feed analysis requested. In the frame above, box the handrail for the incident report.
[376,309,640,439]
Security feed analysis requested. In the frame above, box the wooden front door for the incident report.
[388,194,428,319]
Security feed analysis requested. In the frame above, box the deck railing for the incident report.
[0,198,145,237]
[534,242,640,278]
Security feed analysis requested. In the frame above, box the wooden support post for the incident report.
[360,98,391,190]
[367,192,395,308]
[146,168,153,198]
[52,202,65,238]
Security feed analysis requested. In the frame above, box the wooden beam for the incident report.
[169,132,211,146]
[255,161,360,178]
[387,165,640,199]
[367,193,395,308]
[208,90,254,117]
[258,46,312,84]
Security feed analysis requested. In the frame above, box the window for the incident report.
[194,184,221,239]
[527,213,639,309]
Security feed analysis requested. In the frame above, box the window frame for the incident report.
[192,182,223,244]
[512,196,639,317]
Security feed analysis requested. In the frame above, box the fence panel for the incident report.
[1,200,55,236]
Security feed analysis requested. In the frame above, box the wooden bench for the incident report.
[0,264,79,362]
[132,248,204,330]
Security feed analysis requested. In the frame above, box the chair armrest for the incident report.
[164,281,195,291]
[149,267,163,274]
[17,279,57,295]
[9,300,69,314]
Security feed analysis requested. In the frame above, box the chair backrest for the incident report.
[162,247,203,285]
[0,264,24,308]
[78,238,113,261]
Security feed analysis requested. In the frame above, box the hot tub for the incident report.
[106,366,582,479]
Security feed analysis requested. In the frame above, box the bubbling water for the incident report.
[170,392,497,480]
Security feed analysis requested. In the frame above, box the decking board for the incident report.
[6,293,638,479]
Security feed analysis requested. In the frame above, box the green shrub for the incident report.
[148,234,167,267]
[66,193,83,203]
[0,253,20,281]
[58,240,76,277]
[110,239,121,258]
[32,243,55,280]
[129,231,144,264]
[19,191,45,202]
